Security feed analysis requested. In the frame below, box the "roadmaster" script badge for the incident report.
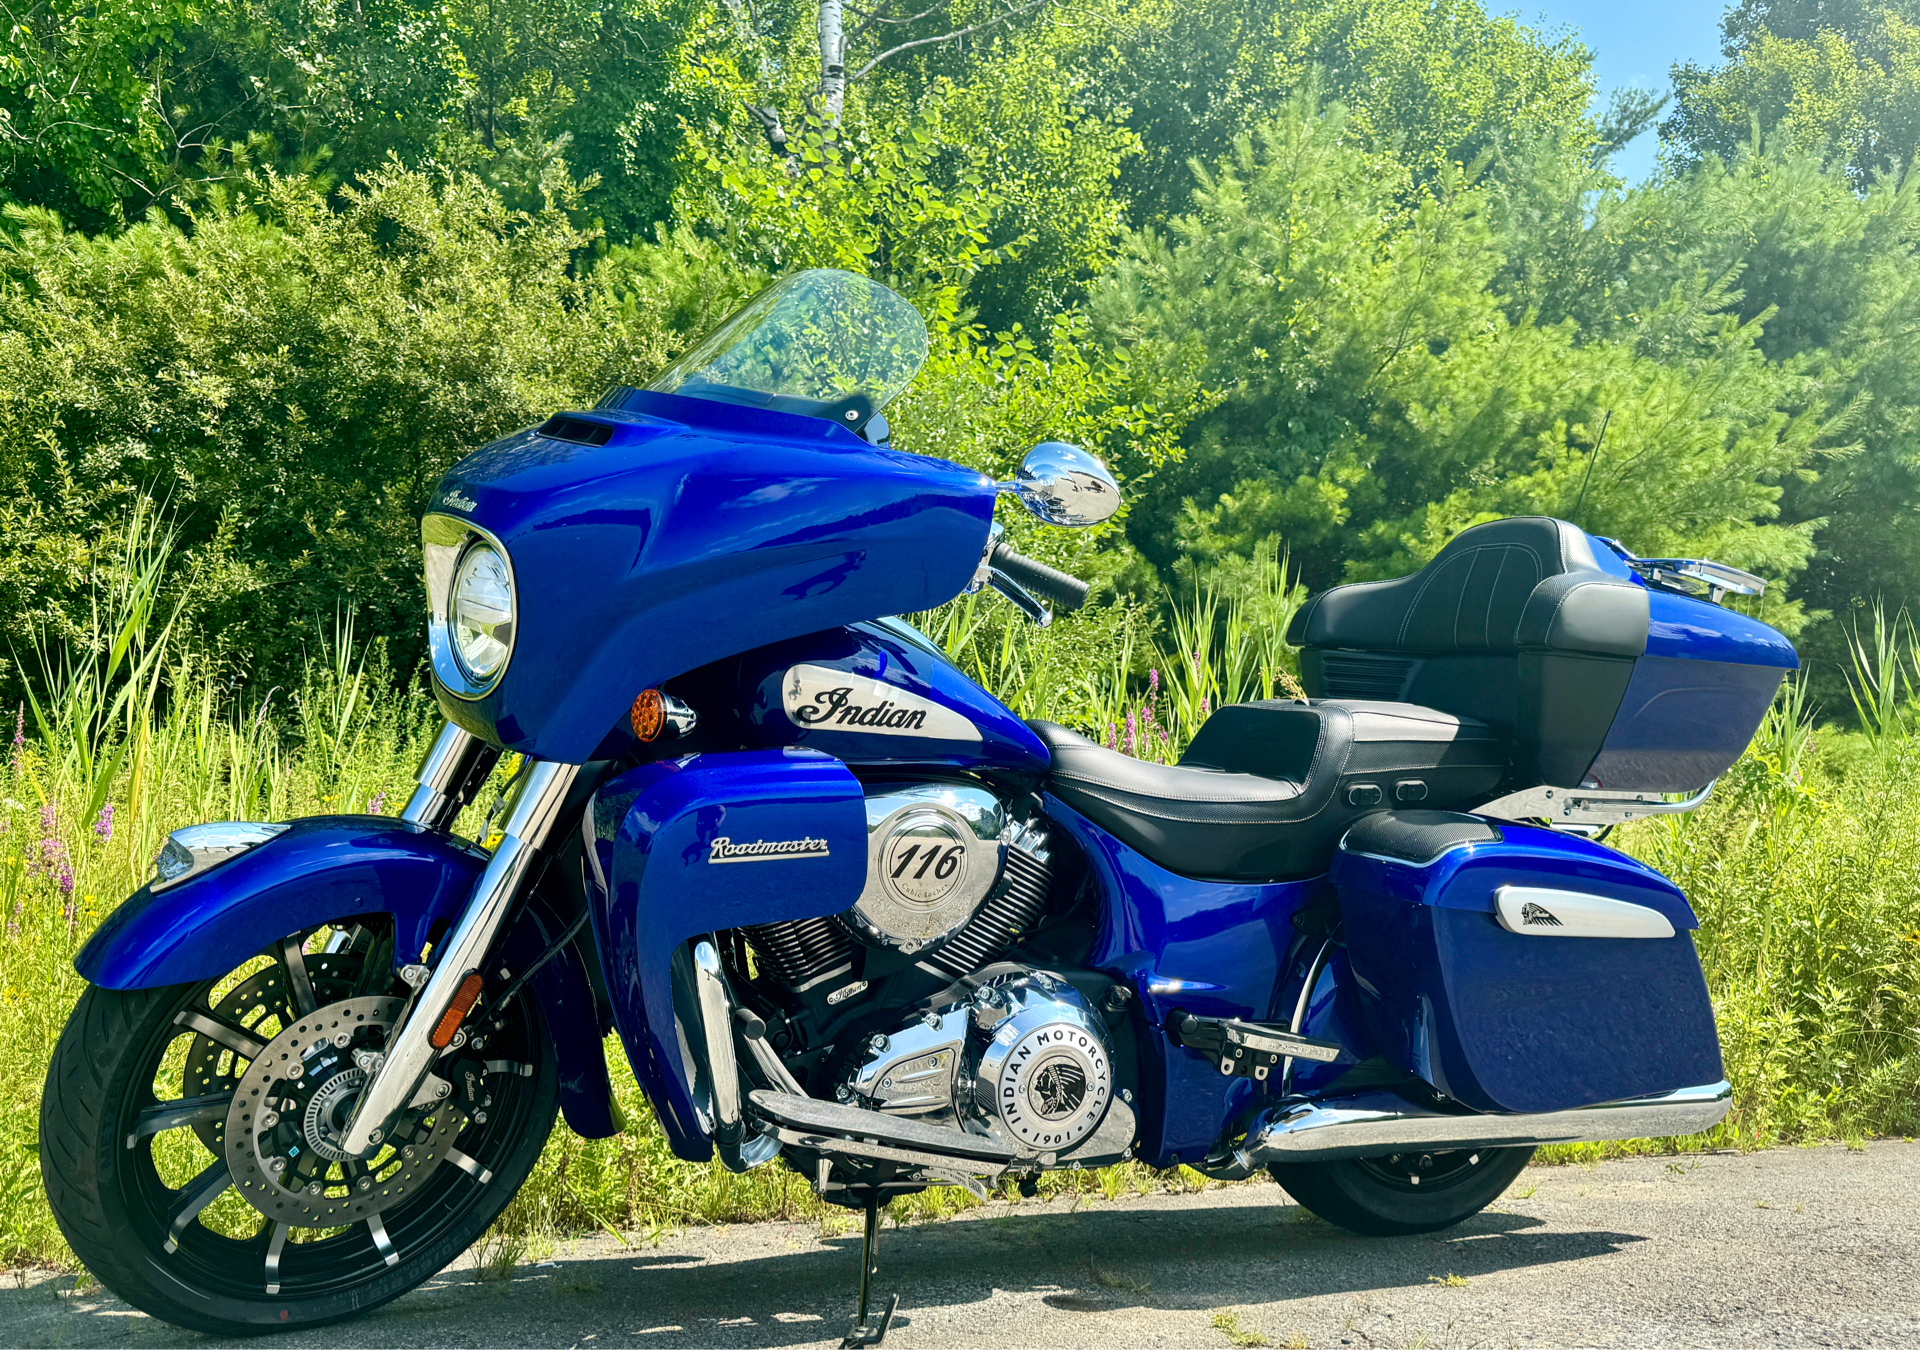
[781,664,980,741]
[708,836,831,863]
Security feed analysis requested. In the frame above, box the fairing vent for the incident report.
[1319,653,1417,700]
[538,414,614,447]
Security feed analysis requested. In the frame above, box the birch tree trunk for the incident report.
[817,0,847,124]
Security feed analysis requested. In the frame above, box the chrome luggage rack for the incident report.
[1477,780,1717,828]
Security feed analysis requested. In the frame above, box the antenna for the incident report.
[1569,409,1611,530]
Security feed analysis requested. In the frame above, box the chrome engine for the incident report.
[838,971,1114,1156]
[844,783,1006,953]
[742,779,1055,990]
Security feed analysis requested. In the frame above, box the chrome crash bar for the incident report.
[341,727,576,1156]
[1225,1080,1731,1172]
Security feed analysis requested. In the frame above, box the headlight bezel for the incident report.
[423,513,518,700]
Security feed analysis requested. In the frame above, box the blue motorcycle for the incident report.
[41,268,1797,1342]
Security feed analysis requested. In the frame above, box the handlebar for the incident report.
[989,541,1090,614]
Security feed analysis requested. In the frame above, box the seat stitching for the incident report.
[1399,547,1483,649]
[1050,767,1302,807]
[1059,783,1304,823]
[1479,547,1510,649]
[1531,579,1626,646]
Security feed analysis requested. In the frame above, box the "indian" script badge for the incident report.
[780,664,980,741]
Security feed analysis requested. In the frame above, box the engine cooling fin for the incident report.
[743,915,854,991]
[917,842,1051,980]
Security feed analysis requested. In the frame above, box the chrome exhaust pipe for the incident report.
[1232,1080,1731,1171]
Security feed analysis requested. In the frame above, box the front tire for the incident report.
[40,929,557,1335]
[1269,1146,1533,1235]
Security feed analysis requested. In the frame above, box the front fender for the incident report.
[78,816,483,988]
[74,814,620,1139]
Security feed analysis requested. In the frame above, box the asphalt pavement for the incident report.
[6,1141,1917,1348]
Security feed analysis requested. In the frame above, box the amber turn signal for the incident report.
[630,688,697,742]
[630,688,667,741]
[430,970,486,1048]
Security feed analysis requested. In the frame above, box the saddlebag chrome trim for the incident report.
[1237,1080,1731,1167]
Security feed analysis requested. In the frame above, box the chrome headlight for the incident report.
[423,514,516,698]
[451,543,514,680]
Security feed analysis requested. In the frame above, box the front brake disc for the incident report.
[224,996,466,1229]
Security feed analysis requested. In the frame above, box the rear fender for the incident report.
[74,814,620,1139]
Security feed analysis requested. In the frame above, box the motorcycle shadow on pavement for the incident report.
[0,1191,1648,1347]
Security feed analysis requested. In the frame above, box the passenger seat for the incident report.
[1032,701,1505,881]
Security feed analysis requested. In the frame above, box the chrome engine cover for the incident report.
[842,782,1006,953]
[967,972,1113,1153]
[838,970,1114,1157]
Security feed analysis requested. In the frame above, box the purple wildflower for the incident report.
[1125,710,1138,757]
[1147,668,1159,693]
[12,705,22,751]
[39,801,54,834]
[57,867,74,897]
[368,791,387,814]
[94,803,114,841]
[1200,696,1210,716]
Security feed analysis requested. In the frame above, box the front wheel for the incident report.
[39,924,557,1335]
[1269,1146,1534,1236]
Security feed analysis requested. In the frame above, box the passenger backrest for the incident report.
[1286,517,1652,790]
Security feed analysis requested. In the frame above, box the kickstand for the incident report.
[841,1192,898,1349]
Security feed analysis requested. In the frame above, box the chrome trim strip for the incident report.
[1238,1080,1731,1167]
[422,513,517,702]
[340,759,579,1156]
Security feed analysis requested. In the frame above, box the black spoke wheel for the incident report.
[40,923,557,1335]
[1268,1145,1534,1236]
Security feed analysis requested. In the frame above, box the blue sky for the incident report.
[1511,0,1731,180]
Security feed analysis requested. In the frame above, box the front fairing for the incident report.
[427,389,997,762]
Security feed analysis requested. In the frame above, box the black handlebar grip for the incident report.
[990,541,1091,613]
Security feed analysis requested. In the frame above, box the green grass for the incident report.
[3,512,1919,1271]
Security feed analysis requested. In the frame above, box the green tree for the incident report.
[1066,0,1594,223]
[1095,96,1829,635]
[0,166,683,683]
[1666,0,1920,186]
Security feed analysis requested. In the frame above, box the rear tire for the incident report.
[1269,1146,1533,1236]
[40,933,558,1335]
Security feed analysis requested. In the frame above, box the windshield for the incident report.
[644,269,927,430]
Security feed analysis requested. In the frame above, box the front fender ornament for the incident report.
[152,822,290,892]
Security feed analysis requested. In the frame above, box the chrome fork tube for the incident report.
[402,722,501,831]
[342,757,579,1156]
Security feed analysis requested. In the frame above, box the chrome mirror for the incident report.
[1004,442,1120,527]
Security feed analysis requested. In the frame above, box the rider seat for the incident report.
[1032,700,1505,881]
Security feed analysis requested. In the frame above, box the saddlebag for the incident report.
[1332,810,1723,1115]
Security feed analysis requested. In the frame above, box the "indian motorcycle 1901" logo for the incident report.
[781,664,979,741]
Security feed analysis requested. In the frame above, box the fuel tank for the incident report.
[717,620,1051,779]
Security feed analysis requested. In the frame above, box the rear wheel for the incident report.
[40,923,557,1335]
[1269,1146,1533,1235]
